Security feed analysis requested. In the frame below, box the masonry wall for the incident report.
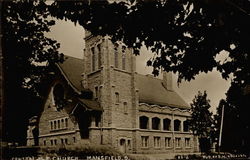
[134,104,199,153]
[32,33,200,154]
[84,35,138,148]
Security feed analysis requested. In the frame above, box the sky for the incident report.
[46,20,231,113]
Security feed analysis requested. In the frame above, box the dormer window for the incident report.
[53,84,65,110]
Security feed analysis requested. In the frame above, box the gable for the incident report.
[57,55,85,93]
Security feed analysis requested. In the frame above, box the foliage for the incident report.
[189,91,213,153]
[2,0,250,145]
[189,91,213,138]
[2,0,63,144]
[213,82,250,154]
[49,0,250,85]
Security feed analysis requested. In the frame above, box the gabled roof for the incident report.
[57,56,102,111]
[57,55,85,93]
[57,56,189,110]
[135,74,189,109]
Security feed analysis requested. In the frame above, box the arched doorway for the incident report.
[119,139,126,153]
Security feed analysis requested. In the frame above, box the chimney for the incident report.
[162,72,173,91]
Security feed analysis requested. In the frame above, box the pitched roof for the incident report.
[57,56,189,110]
[57,56,102,111]
[135,74,189,109]
[57,56,85,93]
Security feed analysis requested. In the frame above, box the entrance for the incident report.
[119,139,126,153]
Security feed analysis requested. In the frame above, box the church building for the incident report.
[27,32,199,154]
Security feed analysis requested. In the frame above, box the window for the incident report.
[122,45,126,53]
[165,137,171,148]
[95,115,101,127]
[123,102,128,114]
[141,136,149,148]
[163,118,171,131]
[54,139,57,145]
[95,86,99,100]
[114,43,118,68]
[50,118,68,131]
[73,137,76,143]
[120,139,125,146]
[139,116,149,129]
[61,119,64,128]
[115,92,119,103]
[50,122,53,130]
[53,84,65,110]
[122,53,126,70]
[61,139,64,144]
[154,137,161,148]
[175,138,181,148]
[97,44,101,69]
[127,140,131,149]
[65,118,68,128]
[58,120,60,129]
[183,120,189,132]
[54,121,57,130]
[91,47,95,71]
[174,119,181,131]
[65,138,68,145]
[152,117,160,130]
[50,140,53,146]
[185,138,191,147]
[43,140,46,146]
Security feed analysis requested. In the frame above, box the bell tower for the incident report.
[84,31,138,146]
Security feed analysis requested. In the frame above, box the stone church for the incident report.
[27,32,199,154]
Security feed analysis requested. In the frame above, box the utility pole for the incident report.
[218,102,225,153]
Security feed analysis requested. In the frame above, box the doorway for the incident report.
[119,139,126,153]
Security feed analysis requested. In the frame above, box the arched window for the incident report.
[61,119,64,129]
[53,84,65,110]
[54,121,57,130]
[122,53,126,70]
[139,116,149,129]
[65,118,68,128]
[114,43,118,68]
[183,120,189,132]
[174,119,181,131]
[91,47,95,71]
[152,117,161,130]
[115,92,119,103]
[97,44,101,69]
[57,120,60,129]
[50,121,53,130]
[163,118,171,131]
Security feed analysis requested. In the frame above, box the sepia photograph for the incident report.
[0,0,250,160]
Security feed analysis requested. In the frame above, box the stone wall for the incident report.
[134,103,198,153]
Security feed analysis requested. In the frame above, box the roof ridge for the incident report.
[137,73,163,81]
[63,55,83,61]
